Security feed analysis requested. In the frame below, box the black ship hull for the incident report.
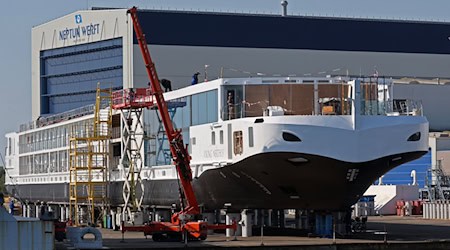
[6,151,426,210]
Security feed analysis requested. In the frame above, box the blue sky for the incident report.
[0,0,449,156]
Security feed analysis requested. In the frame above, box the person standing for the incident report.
[191,72,200,85]
[40,201,46,217]
[9,198,14,215]
[404,201,412,216]
[227,92,235,120]
[160,79,172,92]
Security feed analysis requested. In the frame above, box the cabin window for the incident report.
[191,137,196,145]
[220,130,224,144]
[192,90,218,125]
[113,144,121,157]
[212,131,216,145]
[233,131,243,155]
[248,127,254,147]
[19,157,26,175]
[222,87,244,120]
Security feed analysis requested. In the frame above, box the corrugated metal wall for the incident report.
[0,207,54,250]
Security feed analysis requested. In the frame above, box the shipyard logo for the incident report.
[75,14,82,24]
[59,19,101,41]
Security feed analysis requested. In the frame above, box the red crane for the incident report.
[114,7,236,241]
[128,5,200,219]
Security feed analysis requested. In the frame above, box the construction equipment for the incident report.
[69,83,112,226]
[112,7,236,241]
[114,88,150,222]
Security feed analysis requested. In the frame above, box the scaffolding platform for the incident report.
[112,88,156,109]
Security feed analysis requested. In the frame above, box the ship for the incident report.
[4,76,429,211]
[3,5,441,213]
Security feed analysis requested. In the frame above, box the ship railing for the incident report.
[363,99,423,116]
[111,88,155,109]
[39,105,96,127]
[219,98,422,120]
[19,121,36,133]
[19,104,98,132]
[221,98,354,120]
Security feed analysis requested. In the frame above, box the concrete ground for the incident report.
[56,215,450,249]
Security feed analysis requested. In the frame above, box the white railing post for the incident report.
[351,79,361,129]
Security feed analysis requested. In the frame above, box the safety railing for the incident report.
[111,88,156,109]
[20,105,96,132]
[220,98,423,120]
[365,99,423,116]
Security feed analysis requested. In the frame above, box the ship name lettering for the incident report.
[203,149,224,158]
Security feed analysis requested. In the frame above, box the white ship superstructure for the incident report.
[5,76,429,211]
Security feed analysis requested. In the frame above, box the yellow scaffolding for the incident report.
[69,83,112,226]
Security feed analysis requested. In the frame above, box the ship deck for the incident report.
[56,215,450,249]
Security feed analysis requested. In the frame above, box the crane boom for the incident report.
[127,7,200,216]
[118,8,237,241]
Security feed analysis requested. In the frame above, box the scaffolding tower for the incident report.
[69,83,112,226]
